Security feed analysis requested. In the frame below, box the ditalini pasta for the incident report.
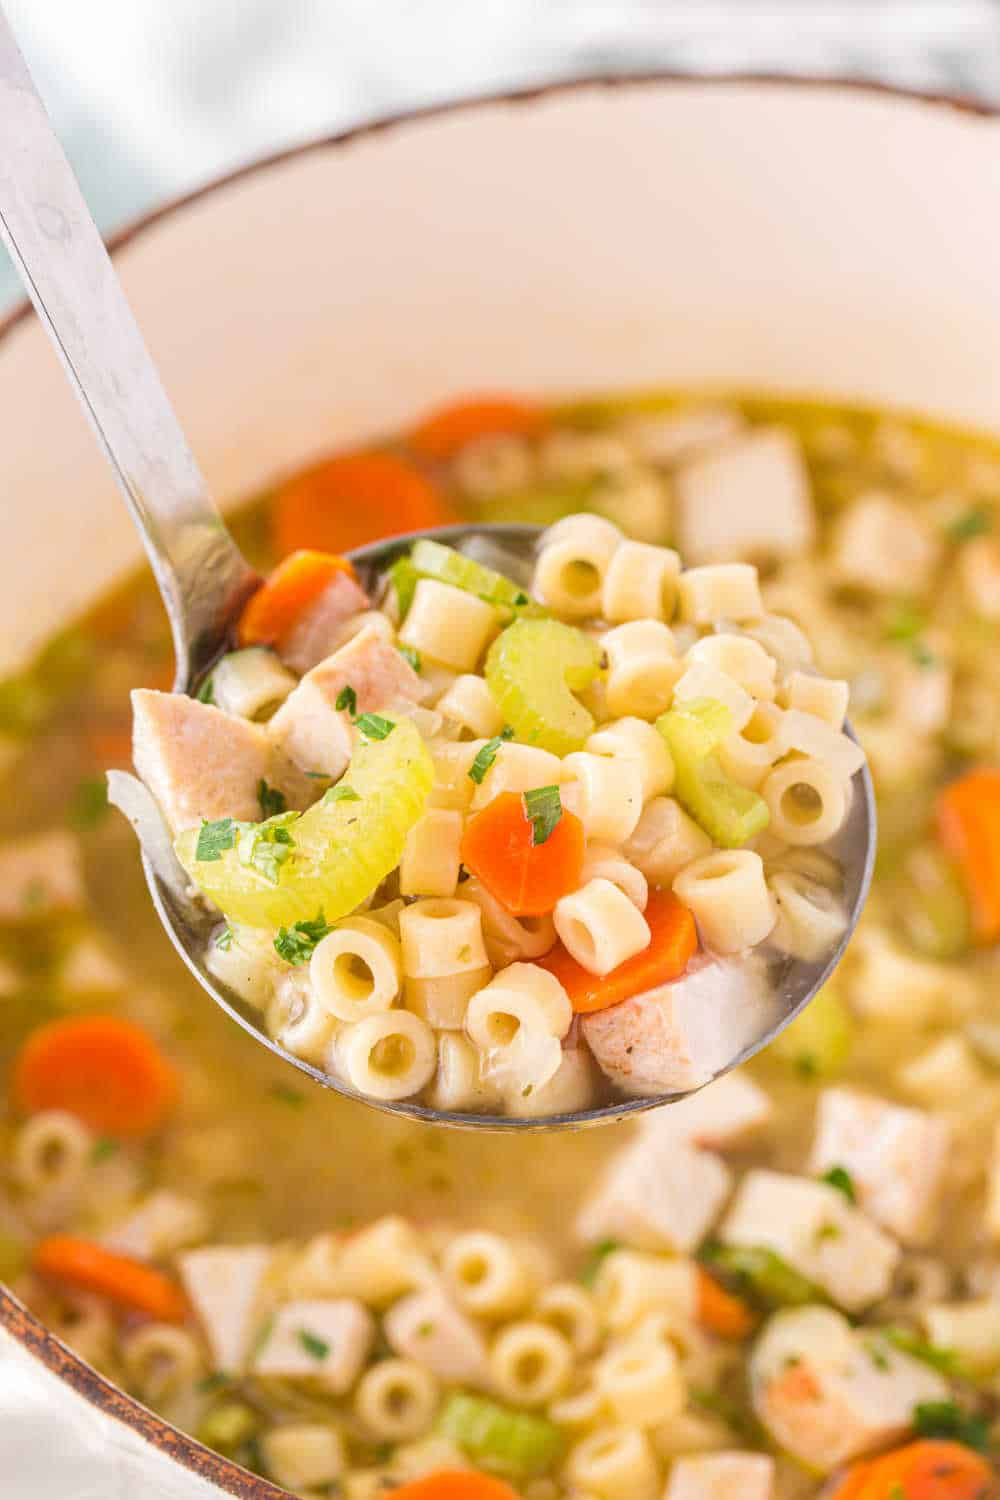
[128,512,867,1116]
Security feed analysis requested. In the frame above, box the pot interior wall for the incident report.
[1,79,998,675]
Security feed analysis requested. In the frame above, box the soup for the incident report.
[2,391,999,1497]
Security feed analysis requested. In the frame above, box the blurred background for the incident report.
[2,0,999,311]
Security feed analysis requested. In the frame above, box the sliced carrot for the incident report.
[85,724,134,768]
[937,769,1000,944]
[273,451,454,558]
[537,889,699,1014]
[831,1441,997,1500]
[33,1235,187,1323]
[238,549,357,648]
[387,1473,521,1500]
[14,1016,178,1137]
[408,395,549,461]
[461,791,585,918]
[696,1265,758,1340]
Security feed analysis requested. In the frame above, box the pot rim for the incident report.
[1,65,996,1499]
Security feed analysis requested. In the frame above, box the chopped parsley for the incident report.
[579,1238,621,1287]
[251,1316,274,1360]
[884,1326,961,1376]
[257,779,287,819]
[514,591,530,606]
[69,775,109,831]
[397,644,422,673]
[215,926,234,952]
[196,817,238,862]
[324,783,361,804]
[355,713,395,741]
[297,1328,330,1361]
[864,1339,890,1371]
[820,1165,857,1203]
[947,506,992,543]
[274,911,333,965]
[269,1082,306,1107]
[467,726,515,785]
[523,785,562,845]
[90,1136,118,1164]
[813,1220,841,1244]
[195,1372,231,1396]
[236,814,297,884]
[885,600,927,643]
[336,685,357,716]
[195,675,215,705]
[913,1399,990,1453]
[699,1242,826,1309]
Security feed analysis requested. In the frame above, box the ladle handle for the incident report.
[0,8,256,685]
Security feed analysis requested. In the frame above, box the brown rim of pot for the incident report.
[0,67,997,1499]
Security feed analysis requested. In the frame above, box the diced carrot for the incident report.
[537,889,699,1014]
[937,769,1000,944]
[461,792,585,918]
[387,1473,521,1500]
[696,1266,758,1340]
[831,1441,997,1500]
[33,1235,187,1323]
[273,451,455,558]
[85,725,134,768]
[238,549,357,648]
[14,1016,178,1137]
[408,396,549,461]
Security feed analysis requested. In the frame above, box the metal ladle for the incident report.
[0,13,875,1130]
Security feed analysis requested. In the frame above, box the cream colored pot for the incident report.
[1,75,998,1498]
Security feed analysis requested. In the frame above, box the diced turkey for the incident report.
[676,429,814,564]
[252,1298,374,1391]
[576,1130,731,1254]
[383,1284,490,1386]
[642,1071,773,1152]
[132,689,270,832]
[0,831,84,921]
[664,1451,775,1500]
[280,570,371,674]
[177,1244,273,1373]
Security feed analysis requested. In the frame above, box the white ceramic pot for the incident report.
[1,74,999,1497]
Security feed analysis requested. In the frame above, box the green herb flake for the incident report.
[884,1326,961,1376]
[195,818,238,862]
[215,926,234,952]
[397,645,422,673]
[579,1238,621,1287]
[336,684,357,716]
[270,1082,306,1107]
[885,600,927,643]
[523,785,562,846]
[324,783,361,804]
[256,779,287,819]
[467,726,515,785]
[910,640,939,670]
[820,1165,857,1203]
[90,1136,118,1164]
[813,1220,841,1245]
[236,814,297,885]
[297,1327,330,1361]
[195,1372,231,1395]
[274,911,333,965]
[865,1340,890,1372]
[947,507,993,543]
[196,675,215,705]
[913,1399,990,1453]
[356,713,395,741]
[251,1316,274,1361]
[69,775,109,831]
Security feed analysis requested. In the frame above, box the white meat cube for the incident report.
[896,1036,987,1106]
[103,1190,209,1261]
[252,1298,374,1392]
[132,689,270,832]
[576,1132,731,1254]
[664,1451,775,1500]
[643,1071,773,1152]
[178,1244,273,1373]
[281,569,371,674]
[0,831,84,921]
[582,957,775,1099]
[383,1285,489,1386]
[809,1088,951,1246]
[59,937,125,996]
[620,405,745,467]
[269,624,425,779]
[845,926,977,1028]
[676,428,814,564]
[831,492,940,595]
[720,1170,899,1311]
[751,1306,948,1472]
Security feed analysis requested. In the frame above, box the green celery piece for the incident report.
[485,618,602,756]
[699,1244,826,1310]
[388,557,420,617]
[656,698,770,847]
[408,539,545,616]
[176,719,432,928]
[767,984,854,1078]
[195,1401,259,1456]
[892,845,972,960]
[437,1392,565,1480]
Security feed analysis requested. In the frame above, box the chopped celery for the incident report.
[437,1392,565,1480]
[196,1401,259,1456]
[408,539,545,616]
[767,985,853,1078]
[177,719,433,927]
[699,1244,826,1310]
[892,845,972,960]
[388,557,420,616]
[656,699,770,847]
[485,618,602,756]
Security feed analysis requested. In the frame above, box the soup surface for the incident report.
[2,391,1000,1498]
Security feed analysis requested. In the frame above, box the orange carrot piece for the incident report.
[273,451,454,559]
[937,769,1000,944]
[85,724,134,768]
[387,1473,521,1500]
[461,791,585,918]
[14,1016,178,1137]
[832,1441,997,1500]
[238,548,356,648]
[33,1235,187,1323]
[408,396,548,461]
[537,889,699,1014]
[696,1266,758,1340]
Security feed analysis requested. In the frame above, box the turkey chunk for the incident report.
[664,1451,775,1500]
[831,492,940,595]
[132,689,271,832]
[177,1244,273,1373]
[643,1071,773,1152]
[252,1298,374,1391]
[720,1170,899,1311]
[676,428,814,564]
[103,1190,208,1261]
[751,1306,948,1472]
[809,1088,951,1246]
[0,831,84,921]
[576,1130,731,1254]
[280,569,371,674]
[269,624,425,780]
[583,956,775,1098]
[383,1284,489,1386]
